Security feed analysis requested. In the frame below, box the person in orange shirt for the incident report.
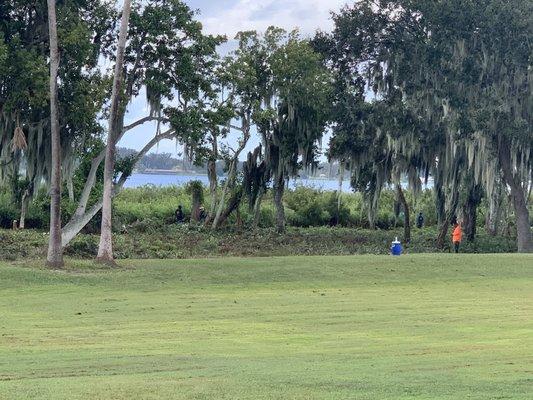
[452,220,463,253]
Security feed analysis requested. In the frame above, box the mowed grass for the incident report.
[0,254,532,399]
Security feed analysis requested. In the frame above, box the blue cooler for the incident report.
[391,237,402,256]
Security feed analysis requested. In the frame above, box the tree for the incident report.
[60,0,225,247]
[318,0,532,252]
[252,28,333,233]
[96,0,132,264]
[1,1,111,237]
[45,0,63,268]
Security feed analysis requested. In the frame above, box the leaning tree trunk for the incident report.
[46,0,64,268]
[396,184,411,244]
[205,158,218,225]
[216,186,244,228]
[252,186,265,229]
[97,0,132,264]
[499,140,533,253]
[212,160,237,229]
[61,130,173,247]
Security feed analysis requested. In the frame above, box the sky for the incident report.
[119,0,347,159]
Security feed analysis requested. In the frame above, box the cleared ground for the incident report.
[0,254,531,399]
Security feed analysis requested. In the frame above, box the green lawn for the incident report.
[0,255,532,399]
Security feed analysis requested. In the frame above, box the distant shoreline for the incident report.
[136,170,207,176]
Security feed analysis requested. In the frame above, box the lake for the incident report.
[123,173,435,191]
[124,173,352,191]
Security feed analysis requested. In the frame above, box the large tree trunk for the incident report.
[96,0,132,264]
[396,184,411,244]
[436,190,459,249]
[273,172,285,234]
[462,184,483,242]
[499,139,533,253]
[46,0,64,268]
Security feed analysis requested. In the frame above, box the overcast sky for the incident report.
[119,0,347,158]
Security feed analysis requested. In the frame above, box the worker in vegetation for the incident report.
[416,212,424,228]
[452,220,463,253]
[175,205,184,224]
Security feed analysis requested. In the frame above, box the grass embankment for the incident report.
[0,226,518,260]
[0,254,532,399]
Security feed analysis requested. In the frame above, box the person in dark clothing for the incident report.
[175,205,184,223]
[416,212,424,228]
[198,206,207,222]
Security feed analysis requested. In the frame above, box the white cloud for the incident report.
[201,0,346,38]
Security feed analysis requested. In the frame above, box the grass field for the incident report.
[0,254,532,399]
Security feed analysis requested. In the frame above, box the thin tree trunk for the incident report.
[273,172,285,234]
[97,0,132,264]
[46,0,64,268]
[205,159,218,225]
[485,184,501,236]
[499,139,533,253]
[205,134,218,226]
[396,184,411,243]
[67,174,74,202]
[19,189,30,229]
[336,163,344,225]
[212,160,236,229]
[252,187,265,228]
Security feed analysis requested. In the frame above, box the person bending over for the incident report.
[452,220,463,253]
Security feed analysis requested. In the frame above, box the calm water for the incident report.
[124,173,435,191]
[124,173,352,191]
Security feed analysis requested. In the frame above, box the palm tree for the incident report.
[46,0,63,268]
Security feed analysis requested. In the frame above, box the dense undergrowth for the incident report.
[0,184,527,260]
[0,225,518,261]
[0,184,503,230]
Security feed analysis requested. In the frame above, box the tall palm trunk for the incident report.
[46,0,64,268]
[97,0,132,264]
